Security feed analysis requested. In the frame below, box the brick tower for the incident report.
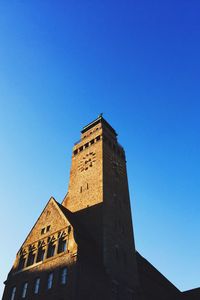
[2,115,141,300]
[3,115,199,300]
[62,115,140,299]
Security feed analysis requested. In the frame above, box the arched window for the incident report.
[22,282,28,298]
[26,252,35,266]
[18,255,26,270]
[47,273,53,289]
[34,278,40,294]
[36,247,45,262]
[47,242,55,258]
[10,286,16,300]
[58,238,67,254]
[60,267,68,285]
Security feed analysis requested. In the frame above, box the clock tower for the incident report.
[3,115,197,300]
[62,115,140,298]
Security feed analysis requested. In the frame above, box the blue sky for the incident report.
[0,0,200,297]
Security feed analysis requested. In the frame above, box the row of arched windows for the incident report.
[18,237,67,271]
[10,268,68,300]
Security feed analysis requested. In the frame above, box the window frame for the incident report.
[26,251,35,267]
[34,277,40,294]
[46,242,56,258]
[21,282,28,298]
[10,286,16,300]
[47,272,53,290]
[58,238,67,254]
[18,255,26,270]
[60,267,68,285]
[36,247,45,263]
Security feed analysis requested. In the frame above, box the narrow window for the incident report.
[46,225,51,232]
[36,247,45,262]
[47,242,55,258]
[90,139,94,145]
[18,256,26,270]
[47,273,53,289]
[73,149,78,155]
[41,228,45,235]
[60,267,68,285]
[22,282,28,298]
[26,252,35,267]
[79,146,83,152]
[34,278,40,294]
[80,186,82,193]
[85,142,89,148]
[96,135,100,141]
[10,286,16,300]
[58,238,67,254]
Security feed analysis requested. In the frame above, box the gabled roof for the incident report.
[19,197,72,250]
[19,196,97,253]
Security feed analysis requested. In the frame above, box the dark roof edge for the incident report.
[136,251,180,292]
[182,287,200,294]
[81,116,117,136]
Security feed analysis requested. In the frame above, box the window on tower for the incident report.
[96,135,100,141]
[46,225,51,232]
[73,149,78,155]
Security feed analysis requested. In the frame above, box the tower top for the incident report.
[81,115,117,136]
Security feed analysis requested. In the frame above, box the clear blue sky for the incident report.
[0,0,200,297]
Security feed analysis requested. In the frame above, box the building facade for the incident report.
[2,116,199,300]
